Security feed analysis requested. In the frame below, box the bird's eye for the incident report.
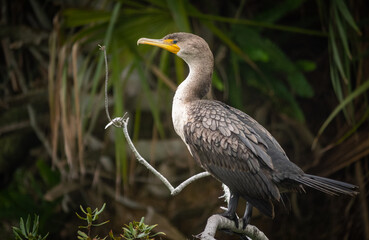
[173,40,178,44]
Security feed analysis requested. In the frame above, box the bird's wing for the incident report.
[224,103,287,157]
[183,100,280,217]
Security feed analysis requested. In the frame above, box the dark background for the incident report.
[1,0,368,239]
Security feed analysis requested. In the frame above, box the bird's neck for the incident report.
[174,58,213,103]
[172,58,213,142]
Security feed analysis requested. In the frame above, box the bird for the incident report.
[137,32,358,228]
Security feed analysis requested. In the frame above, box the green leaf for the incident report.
[137,232,146,238]
[330,63,344,102]
[111,44,128,188]
[63,9,110,27]
[233,26,313,98]
[131,228,136,237]
[273,77,306,121]
[166,0,191,31]
[78,230,89,238]
[19,217,26,236]
[187,10,326,37]
[212,70,224,91]
[175,55,185,85]
[228,52,243,109]
[287,71,314,98]
[92,220,110,227]
[316,79,369,139]
[76,212,86,220]
[41,232,49,240]
[150,231,166,237]
[333,7,352,59]
[329,23,348,82]
[296,60,316,72]
[32,215,39,234]
[248,48,269,62]
[13,227,24,240]
[337,108,369,144]
[139,217,145,226]
[92,213,99,221]
[129,223,134,233]
[187,3,259,71]
[87,1,122,136]
[208,23,259,71]
[335,0,362,35]
[96,203,106,215]
[255,0,305,23]
[80,205,87,215]
[25,215,31,235]
[135,59,166,138]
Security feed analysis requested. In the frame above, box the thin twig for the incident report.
[99,43,211,194]
[105,116,211,195]
[98,44,112,123]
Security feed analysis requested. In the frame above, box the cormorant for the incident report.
[137,32,358,227]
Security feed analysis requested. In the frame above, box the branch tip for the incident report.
[98,44,105,51]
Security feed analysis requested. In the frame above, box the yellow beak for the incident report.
[137,38,180,54]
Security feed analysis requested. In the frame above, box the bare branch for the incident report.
[198,215,269,240]
[105,116,210,195]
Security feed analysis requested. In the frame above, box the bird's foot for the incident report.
[241,215,250,230]
[220,210,239,229]
[241,202,253,230]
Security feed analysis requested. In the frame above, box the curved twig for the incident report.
[105,116,211,195]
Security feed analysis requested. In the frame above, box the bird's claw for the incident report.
[241,216,249,230]
[241,202,253,230]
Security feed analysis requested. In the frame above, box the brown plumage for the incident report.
[138,32,358,224]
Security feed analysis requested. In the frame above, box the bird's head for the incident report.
[137,32,213,65]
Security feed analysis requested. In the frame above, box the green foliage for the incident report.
[313,0,368,145]
[0,162,60,235]
[231,25,314,121]
[314,79,369,146]
[75,204,164,240]
[327,0,362,122]
[11,204,165,240]
[76,203,110,240]
[121,217,165,240]
[12,215,49,240]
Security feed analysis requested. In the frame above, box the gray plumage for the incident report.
[138,32,358,221]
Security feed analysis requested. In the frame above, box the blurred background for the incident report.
[1,0,368,239]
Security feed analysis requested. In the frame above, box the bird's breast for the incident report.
[172,96,189,144]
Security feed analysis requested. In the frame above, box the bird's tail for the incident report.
[296,174,358,196]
